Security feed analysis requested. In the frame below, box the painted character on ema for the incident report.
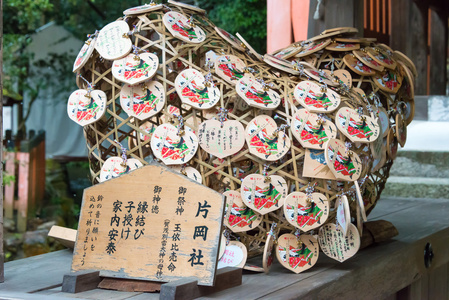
[75,94,101,122]
[218,58,245,81]
[228,203,258,228]
[249,127,279,158]
[182,79,210,107]
[242,184,281,210]
[278,243,314,269]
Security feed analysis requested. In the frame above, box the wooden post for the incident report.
[16,152,30,232]
[429,8,448,95]
[0,0,4,283]
[409,1,428,95]
[4,152,15,219]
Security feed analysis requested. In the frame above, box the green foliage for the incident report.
[195,0,267,53]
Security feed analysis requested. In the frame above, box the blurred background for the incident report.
[2,0,448,261]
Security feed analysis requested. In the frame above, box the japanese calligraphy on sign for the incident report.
[72,163,225,286]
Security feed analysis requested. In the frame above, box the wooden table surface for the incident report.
[1,197,449,300]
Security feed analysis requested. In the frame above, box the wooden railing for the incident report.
[3,131,46,232]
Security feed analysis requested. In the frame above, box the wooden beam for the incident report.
[429,9,447,95]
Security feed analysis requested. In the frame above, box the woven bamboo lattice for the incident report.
[74,2,415,258]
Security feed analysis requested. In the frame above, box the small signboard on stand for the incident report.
[71,162,226,287]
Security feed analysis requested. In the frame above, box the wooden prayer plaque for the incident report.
[72,163,225,286]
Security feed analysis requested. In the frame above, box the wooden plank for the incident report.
[29,145,37,216]
[4,151,15,219]
[48,225,77,249]
[72,163,225,286]
[62,270,101,293]
[2,249,73,293]
[429,9,447,95]
[98,277,162,292]
[428,263,448,299]
[17,152,30,232]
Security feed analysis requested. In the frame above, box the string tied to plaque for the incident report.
[305,182,317,206]
[357,106,367,123]
[77,74,95,98]
[85,30,99,45]
[172,114,185,136]
[262,163,272,183]
[316,113,325,127]
[123,24,139,39]
[243,66,257,75]
[344,141,353,158]
[267,222,278,243]
[114,139,128,167]
[318,70,328,93]
[294,228,303,247]
[218,107,228,128]
[256,78,275,91]
[180,164,187,176]
[273,114,290,138]
[224,229,231,246]
[324,58,335,75]
[187,15,196,28]
[131,45,148,61]
[291,61,311,80]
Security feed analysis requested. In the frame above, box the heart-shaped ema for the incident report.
[169,165,202,184]
[217,240,247,269]
[303,148,337,180]
[236,77,281,110]
[353,49,384,72]
[395,113,407,147]
[73,36,97,73]
[336,195,350,235]
[343,54,376,76]
[366,47,397,70]
[67,89,106,126]
[373,69,402,94]
[325,139,362,181]
[325,41,360,52]
[150,123,199,165]
[123,3,163,15]
[223,190,263,232]
[163,12,206,44]
[276,233,319,274]
[175,69,220,109]
[197,119,245,158]
[263,233,276,274]
[245,115,291,161]
[120,80,165,120]
[99,157,143,182]
[95,20,132,60]
[241,174,287,214]
[263,54,300,75]
[336,107,380,143]
[112,53,159,85]
[318,223,360,262]
[292,109,337,149]
[283,192,329,231]
[328,69,353,88]
[303,68,338,86]
[215,27,245,52]
[370,132,384,160]
[294,81,341,113]
[295,39,331,58]
[215,55,253,85]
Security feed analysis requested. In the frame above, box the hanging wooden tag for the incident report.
[197,119,245,158]
[395,113,407,147]
[303,149,337,180]
[387,128,398,160]
[223,190,263,232]
[398,62,415,101]
[353,49,384,72]
[263,55,300,75]
[112,53,159,85]
[241,174,287,215]
[95,20,132,60]
[215,55,252,85]
[295,39,331,57]
[351,87,366,102]
[325,41,360,52]
[372,69,402,94]
[325,139,362,182]
[343,54,376,76]
[120,80,165,120]
[214,27,245,52]
[403,99,415,126]
[236,32,263,61]
[168,0,206,13]
[354,181,367,222]
[366,47,397,70]
[217,241,247,269]
[169,165,202,184]
[371,139,387,173]
[363,179,378,214]
[318,223,360,262]
[150,124,199,165]
[135,121,156,143]
[336,195,350,235]
[236,77,281,110]
[332,69,353,88]
[394,50,418,78]
[303,68,339,86]
[283,192,329,231]
[99,157,143,182]
[370,133,384,160]
[163,12,206,43]
[175,69,220,109]
[73,36,97,73]
[67,89,106,126]
[263,233,276,274]
[245,115,291,161]
[123,3,163,15]
[336,107,380,143]
[356,198,363,236]
[377,107,390,138]
[294,81,341,113]
[292,109,337,149]
[272,44,302,60]
[276,233,319,274]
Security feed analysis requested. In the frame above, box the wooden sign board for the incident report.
[72,163,225,286]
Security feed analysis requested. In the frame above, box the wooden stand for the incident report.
[61,267,242,299]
